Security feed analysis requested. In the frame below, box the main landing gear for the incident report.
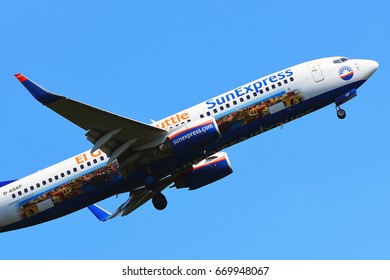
[336,106,346,119]
[145,174,168,211]
[152,192,168,210]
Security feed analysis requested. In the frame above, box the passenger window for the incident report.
[206,112,211,116]
[239,97,244,102]
[226,103,230,108]
[42,181,46,185]
[272,84,276,89]
[87,162,91,167]
[30,186,34,191]
[253,92,257,97]
[48,178,53,183]
[12,194,16,199]
[18,191,22,196]
[220,106,224,111]
[24,189,28,193]
[284,79,288,84]
[100,156,105,161]
[61,173,65,177]
[36,183,40,188]
[290,77,294,82]
[246,95,250,100]
[265,87,270,92]
[93,159,98,164]
[213,108,217,113]
[277,82,282,86]
[233,100,237,105]
[80,164,84,169]
[73,167,77,172]
[260,90,264,94]
[55,175,59,180]
[200,114,204,118]
[67,170,71,175]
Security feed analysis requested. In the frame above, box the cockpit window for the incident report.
[333,57,349,64]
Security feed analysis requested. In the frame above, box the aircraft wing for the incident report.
[105,188,154,220]
[88,180,172,221]
[15,74,169,173]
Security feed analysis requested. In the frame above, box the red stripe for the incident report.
[14,73,27,82]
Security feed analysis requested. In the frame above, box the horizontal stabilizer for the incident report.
[15,73,62,105]
[0,180,17,188]
[87,204,111,222]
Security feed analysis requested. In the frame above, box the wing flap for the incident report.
[104,188,152,221]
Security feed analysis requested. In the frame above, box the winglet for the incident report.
[87,204,111,222]
[14,73,62,105]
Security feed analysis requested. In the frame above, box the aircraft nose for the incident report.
[363,59,379,79]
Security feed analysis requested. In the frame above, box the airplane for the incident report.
[0,56,378,232]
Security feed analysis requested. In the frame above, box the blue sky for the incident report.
[0,0,389,259]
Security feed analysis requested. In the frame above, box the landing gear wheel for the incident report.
[152,192,167,210]
[337,108,346,119]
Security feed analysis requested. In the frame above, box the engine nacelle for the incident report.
[160,117,221,154]
[175,152,233,190]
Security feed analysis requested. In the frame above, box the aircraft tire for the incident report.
[152,192,168,210]
[337,109,346,119]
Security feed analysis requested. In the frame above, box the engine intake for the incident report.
[175,152,233,190]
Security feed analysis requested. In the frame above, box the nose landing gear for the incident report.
[336,106,346,119]
[335,89,357,120]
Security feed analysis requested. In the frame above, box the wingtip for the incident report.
[87,204,111,222]
[14,73,62,104]
[15,73,27,83]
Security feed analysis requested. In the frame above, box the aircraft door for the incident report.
[309,62,324,82]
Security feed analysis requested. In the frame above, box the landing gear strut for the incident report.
[145,171,168,210]
[336,106,346,119]
[152,192,167,210]
[143,160,169,210]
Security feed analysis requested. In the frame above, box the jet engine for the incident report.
[175,152,233,190]
[159,117,221,154]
